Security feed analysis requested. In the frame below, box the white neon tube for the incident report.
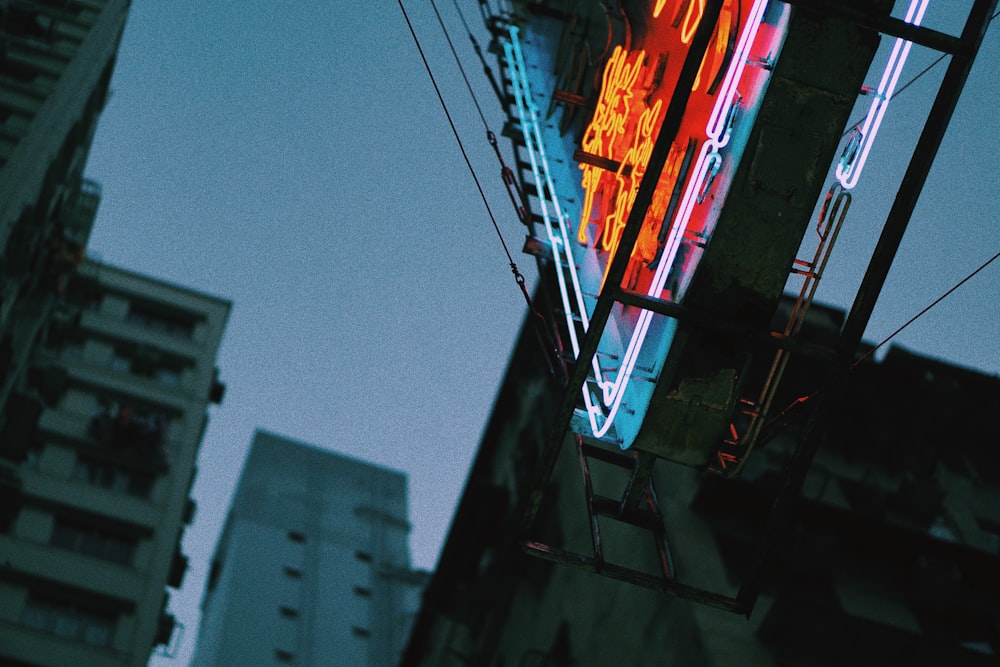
[836,0,930,189]
[586,0,772,443]
[504,29,608,425]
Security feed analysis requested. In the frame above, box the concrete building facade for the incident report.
[0,258,230,666]
[1,4,235,664]
[192,431,427,667]
[404,296,1000,666]
[2,0,130,440]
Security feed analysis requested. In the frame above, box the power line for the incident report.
[762,248,1000,438]
[433,0,490,130]
[851,248,1000,368]
[396,0,565,382]
[395,0,517,275]
[434,0,530,223]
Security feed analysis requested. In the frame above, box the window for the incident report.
[352,586,372,598]
[274,649,294,662]
[154,367,181,386]
[88,400,171,464]
[283,566,303,579]
[126,302,195,339]
[20,595,116,647]
[287,530,306,543]
[50,518,137,566]
[354,551,373,563]
[278,606,299,619]
[351,626,371,639]
[72,457,153,497]
[110,345,188,387]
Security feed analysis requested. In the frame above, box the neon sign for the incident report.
[601,98,663,283]
[578,46,653,248]
[679,0,707,45]
[504,26,599,408]
[653,0,709,44]
[713,0,933,472]
[583,0,778,446]
[504,1,787,448]
[836,0,929,189]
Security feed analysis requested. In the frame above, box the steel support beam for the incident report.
[736,0,999,615]
[616,289,839,364]
[522,541,744,613]
[782,0,969,55]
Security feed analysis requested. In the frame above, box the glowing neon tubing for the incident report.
[836,0,930,189]
[503,29,606,417]
[588,0,771,444]
[505,28,592,353]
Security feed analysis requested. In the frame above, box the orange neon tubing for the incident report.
[578,47,646,245]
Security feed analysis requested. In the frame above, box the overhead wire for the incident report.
[394,0,517,276]
[397,0,565,381]
[774,9,1000,431]
[850,248,1000,369]
[437,0,530,224]
[432,0,565,381]
[439,0,490,129]
[400,0,997,410]
[760,248,1000,442]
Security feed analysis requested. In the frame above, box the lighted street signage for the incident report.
[506,1,789,448]
[717,0,933,470]
[505,0,926,451]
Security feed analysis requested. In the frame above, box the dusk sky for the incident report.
[80,2,997,664]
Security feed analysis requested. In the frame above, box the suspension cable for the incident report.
[850,248,1000,368]
[419,0,564,380]
[451,0,508,111]
[396,0,519,279]
[433,0,530,223]
[761,247,1000,438]
[435,0,490,128]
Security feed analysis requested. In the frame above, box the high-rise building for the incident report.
[0,257,230,666]
[1,3,233,664]
[402,0,999,664]
[405,297,1000,665]
[1,0,128,287]
[192,430,427,667]
[2,0,131,426]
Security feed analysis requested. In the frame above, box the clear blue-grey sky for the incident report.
[81,2,997,665]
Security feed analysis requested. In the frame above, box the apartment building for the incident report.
[0,258,230,666]
[1,2,234,664]
[2,0,131,435]
[193,431,427,667]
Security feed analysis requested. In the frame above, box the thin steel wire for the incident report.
[396,0,521,280]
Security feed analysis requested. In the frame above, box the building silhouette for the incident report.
[2,2,235,664]
[402,1,999,665]
[0,257,230,665]
[405,298,1000,666]
[2,0,129,418]
[193,431,427,667]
